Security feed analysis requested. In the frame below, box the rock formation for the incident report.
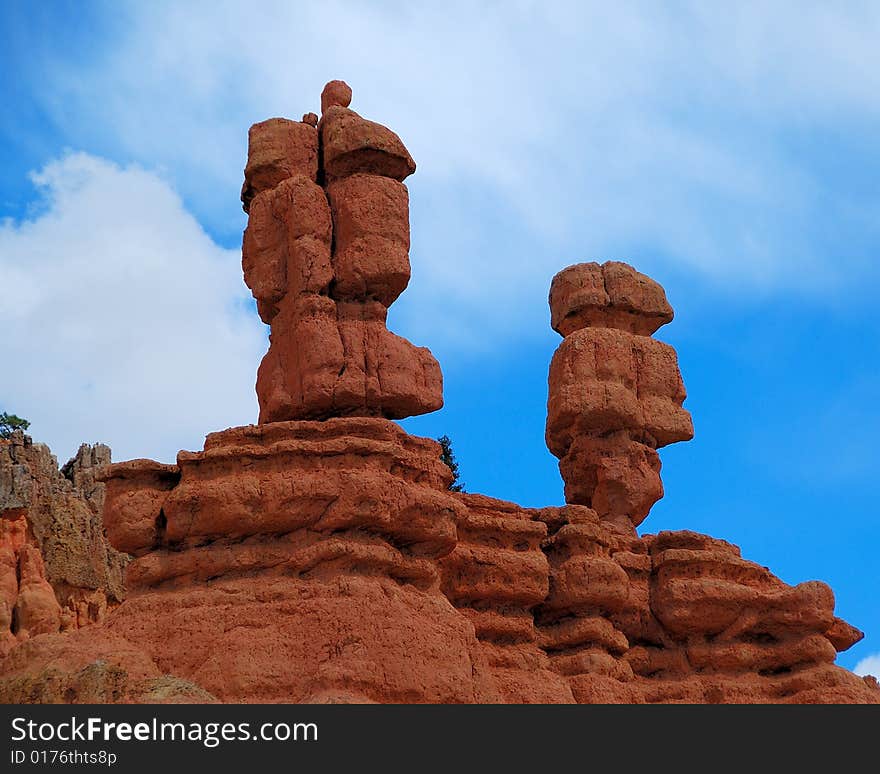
[437,494,574,703]
[532,505,639,703]
[95,419,490,703]
[546,261,693,528]
[0,433,127,658]
[0,81,876,704]
[242,80,441,424]
[628,530,872,703]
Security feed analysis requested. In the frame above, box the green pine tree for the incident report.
[437,434,464,493]
[0,412,30,439]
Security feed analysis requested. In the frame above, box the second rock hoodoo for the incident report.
[545,261,694,529]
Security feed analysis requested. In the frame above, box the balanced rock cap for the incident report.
[321,80,353,114]
[320,108,416,182]
[241,118,318,212]
[549,261,674,338]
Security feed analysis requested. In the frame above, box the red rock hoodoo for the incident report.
[242,80,441,424]
[1,81,876,704]
[546,261,693,528]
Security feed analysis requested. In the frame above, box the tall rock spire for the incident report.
[242,81,442,424]
[545,261,694,528]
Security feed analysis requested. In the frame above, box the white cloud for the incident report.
[0,152,266,464]
[854,653,880,678]
[13,1,880,349]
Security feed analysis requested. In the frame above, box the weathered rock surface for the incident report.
[21,419,498,704]
[438,494,574,703]
[532,505,639,703]
[549,261,673,337]
[100,419,499,703]
[243,81,440,424]
[546,261,694,527]
[2,83,876,705]
[0,433,127,658]
[0,628,216,703]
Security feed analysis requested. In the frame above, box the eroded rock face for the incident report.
[532,505,639,703]
[438,494,574,703]
[0,433,127,658]
[97,418,494,704]
[0,628,216,704]
[243,81,441,424]
[546,261,694,527]
[627,531,873,703]
[2,84,876,705]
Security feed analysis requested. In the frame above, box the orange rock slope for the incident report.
[1,81,876,704]
[1,436,127,657]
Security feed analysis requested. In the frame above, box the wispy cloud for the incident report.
[0,153,266,463]
[13,1,879,348]
[854,653,880,678]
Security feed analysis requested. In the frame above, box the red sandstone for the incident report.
[0,82,875,705]
[546,261,693,527]
[0,436,127,662]
[241,82,439,425]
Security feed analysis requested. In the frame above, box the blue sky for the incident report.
[0,1,878,674]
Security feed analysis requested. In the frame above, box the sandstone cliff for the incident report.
[0,81,876,704]
[0,432,127,657]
